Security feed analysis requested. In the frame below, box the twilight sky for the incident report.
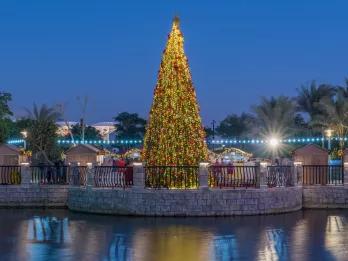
[1,0,348,125]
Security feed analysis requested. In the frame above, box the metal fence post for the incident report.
[86,164,94,190]
[132,163,145,189]
[294,162,303,186]
[344,162,348,186]
[259,162,267,189]
[199,162,209,189]
[20,164,31,187]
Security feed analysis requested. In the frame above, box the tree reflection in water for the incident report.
[325,215,348,261]
[211,235,239,260]
[1,209,348,260]
[108,234,132,261]
[27,217,70,244]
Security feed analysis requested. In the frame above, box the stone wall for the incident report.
[68,187,302,216]
[0,185,69,208]
[2,163,348,215]
[303,186,348,208]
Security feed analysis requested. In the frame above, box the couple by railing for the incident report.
[31,165,69,185]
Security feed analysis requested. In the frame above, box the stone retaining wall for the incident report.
[1,163,348,215]
[68,187,302,216]
[303,186,348,208]
[0,185,69,208]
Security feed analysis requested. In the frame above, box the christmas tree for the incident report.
[143,17,208,166]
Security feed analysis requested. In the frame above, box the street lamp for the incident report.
[268,136,280,164]
[269,137,280,148]
[20,130,28,150]
[325,129,333,150]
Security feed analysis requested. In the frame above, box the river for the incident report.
[0,209,347,261]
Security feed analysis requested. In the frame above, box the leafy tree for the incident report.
[216,113,254,138]
[26,104,61,164]
[204,127,214,140]
[0,92,13,143]
[113,112,146,139]
[15,118,32,131]
[0,119,11,144]
[70,124,102,140]
[7,118,33,139]
[0,92,12,119]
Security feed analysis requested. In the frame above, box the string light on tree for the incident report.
[143,17,208,165]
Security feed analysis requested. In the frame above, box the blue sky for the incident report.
[1,0,348,125]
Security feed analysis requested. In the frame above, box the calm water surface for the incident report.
[1,209,348,261]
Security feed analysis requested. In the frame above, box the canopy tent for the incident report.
[123,148,142,161]
[212,147,252,163]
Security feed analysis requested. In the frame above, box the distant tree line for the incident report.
[0,93,147,163]
[206,80,348,152]
[2,79,348,162]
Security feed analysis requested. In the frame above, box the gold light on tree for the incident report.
[143,17,208,166]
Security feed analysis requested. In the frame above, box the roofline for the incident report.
[293,143,328,153]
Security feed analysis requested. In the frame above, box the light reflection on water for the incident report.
[2,210,348,260]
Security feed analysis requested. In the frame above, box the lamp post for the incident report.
[269,137,280,164]
[20,130,28,150]
[325,129,333,151]
[211,120,216,151]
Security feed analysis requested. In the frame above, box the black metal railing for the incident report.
[94,166,133,188]
[30,165,68,185]
[302,165,344,185]
[69,166,88,186]
[0,165,21,185]
[267,166,293,187]
[208,165,258,188]
[145,166,199,189]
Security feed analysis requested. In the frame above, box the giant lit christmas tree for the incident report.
[143,17,208,166]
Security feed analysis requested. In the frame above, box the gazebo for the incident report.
[0,144,23,184]
[293,144,329,185]
[123,148,142,162]
[0,144,23,165]
[214,147,252,163]
[293,144,328,165]
[65,144,103,166]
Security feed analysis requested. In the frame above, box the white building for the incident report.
[92,122,116,140]
[56,121,78,137]
[56,121,116,140]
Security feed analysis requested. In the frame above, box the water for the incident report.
[1,209,348,261]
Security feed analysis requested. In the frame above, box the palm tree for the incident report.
[252,96,297,138]
[251,96,297,158]
[336,78,348,98]
[296,81,336,120]
[26,104,61,123]
[26,104,61,165]
[311,89,348,149]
